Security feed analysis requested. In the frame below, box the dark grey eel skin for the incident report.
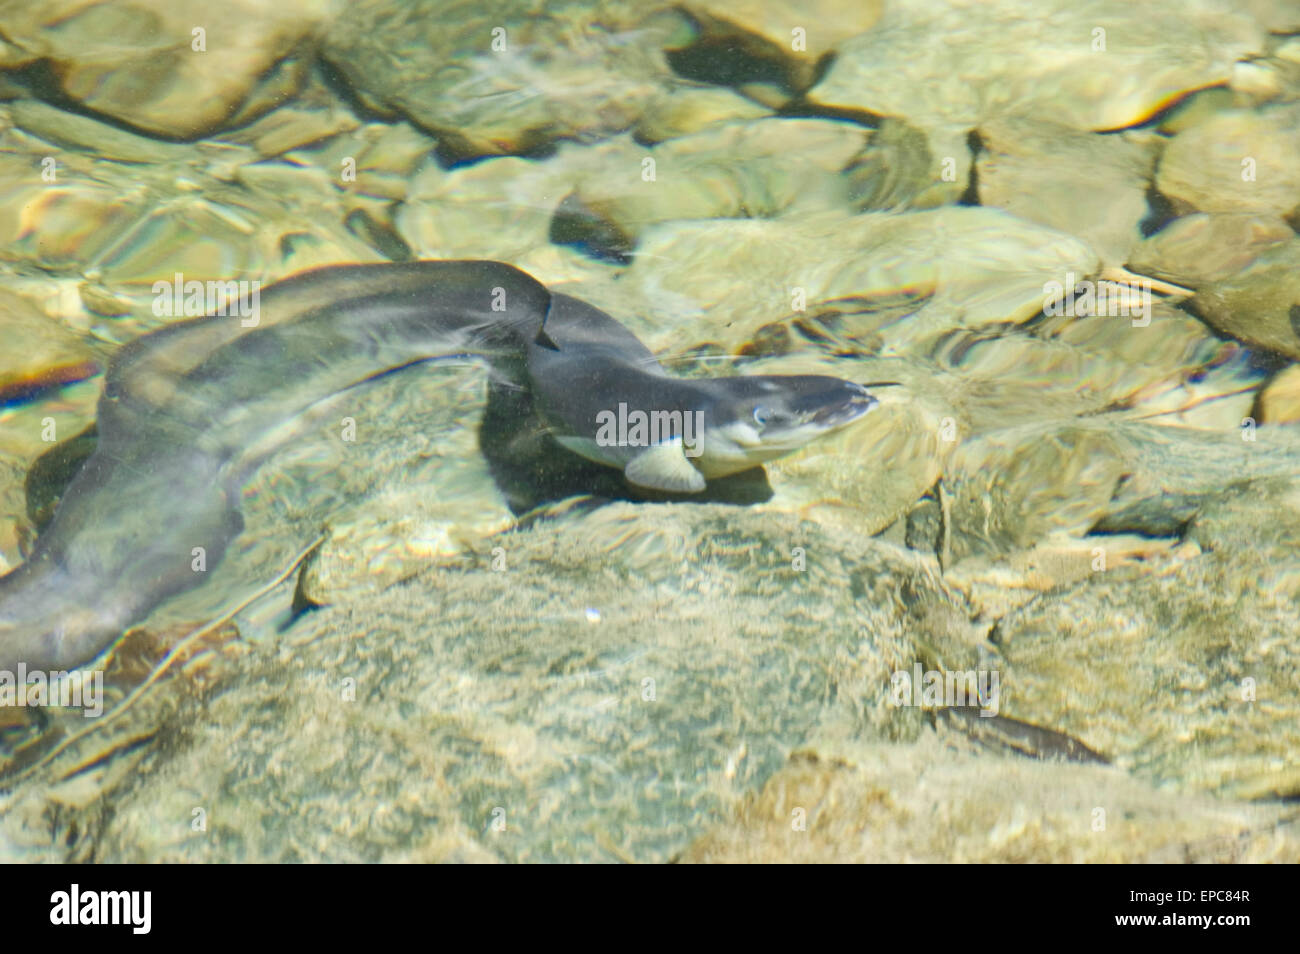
[0,260,882,673]
[0,261,550,673]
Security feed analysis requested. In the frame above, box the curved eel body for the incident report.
[0,261,881,673]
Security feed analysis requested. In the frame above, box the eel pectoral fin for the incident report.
[534,328,561,351]
[623,438,707,493]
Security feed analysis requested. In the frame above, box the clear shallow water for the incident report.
[0,0,1298,861]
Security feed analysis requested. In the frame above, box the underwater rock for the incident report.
[943,424,1128,562]
[214,82,362,161]
[810,0,1263,133]
[295,498,511,610]
[0,287,101,566]
[952,299,1249,431]
[321,0,680,161]
[995,475,1300,800]
[1256,364,1300,424]
[0,154,152,270]
[397,152,571,263]
[0,104,387,306]
[1156,104,1300,216]
[1192,239,1300,359]
[293,400,515,608]
[924,326,1211,445]
[938,355,1264,564]
[616,207,1099,356]
[761,386,943,538]
[1128,212,1294,288]
[944,535,1198,623]
[1098,422,1300,524]
[26,505,964,861]
[632,86,771,144]
[842,116,962,211]
[974,119,1156,264]
[4,101,198,164]
[679,742,1299,862]
[0,0,333,139]
[89,195,269,285]
[669,0,884,102]
[0,289,100,411]
[1155,86,1239,135]
[547,118,865,259]
[293,120,438,205]
[1248,0,1300,32]
[1229,30,1300,105]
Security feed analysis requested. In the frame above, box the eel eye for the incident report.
[753,405,770,427]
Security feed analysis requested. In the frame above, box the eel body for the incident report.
[0,260,880,673]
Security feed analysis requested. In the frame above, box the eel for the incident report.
[0,260,883,674]
[527,293,880,492]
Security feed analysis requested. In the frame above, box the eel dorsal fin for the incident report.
[623,438,706,493]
